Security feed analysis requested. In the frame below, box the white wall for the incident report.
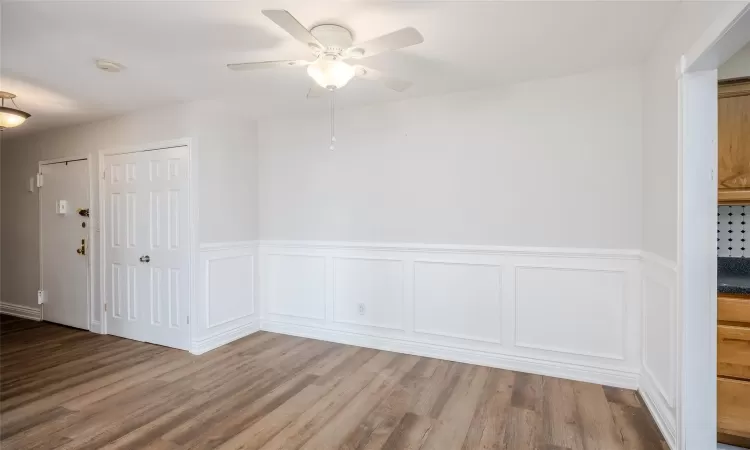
[0,99,259,329]
[254,66,645,390]
[719,40,750,80]
[259,67,643,250]
[639,2,734,448]
[642,2,731,262]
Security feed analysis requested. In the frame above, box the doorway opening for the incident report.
[680,5,750,449]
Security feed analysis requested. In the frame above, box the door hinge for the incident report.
[36,173,44,188]
[187,315,190,325]
[104,303,107,312]
[101,169,106,180]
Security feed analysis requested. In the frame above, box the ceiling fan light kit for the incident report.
[227,9,424,149]
[0,91,31,130]
[307,55,356,90]
[227,9,423,95]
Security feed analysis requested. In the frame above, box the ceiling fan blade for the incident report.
[227,60,308,71]
[355,66,413,92]
[262,10,322,50]
[306,84,330,99]
[349,27,423,58]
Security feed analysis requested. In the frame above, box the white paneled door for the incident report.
[104,146,190,349]
[40,159,90,330]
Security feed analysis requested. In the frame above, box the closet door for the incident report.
[104,146,191,349]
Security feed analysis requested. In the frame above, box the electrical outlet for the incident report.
[358,303,366,315]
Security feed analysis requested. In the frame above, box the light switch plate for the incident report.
[57,200,68,215]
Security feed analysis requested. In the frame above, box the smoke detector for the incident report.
[95,59,124,72]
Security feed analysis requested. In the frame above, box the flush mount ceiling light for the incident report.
[0,91,31,130]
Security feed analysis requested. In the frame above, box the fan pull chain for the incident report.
[329,91,336,151]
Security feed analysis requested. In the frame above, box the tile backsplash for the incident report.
[718,205,748,258]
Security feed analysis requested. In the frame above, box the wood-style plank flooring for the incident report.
[0,314,667,449]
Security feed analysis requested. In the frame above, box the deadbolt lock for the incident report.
[76,239,86,256]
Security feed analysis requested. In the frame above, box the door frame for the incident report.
[38,155,95,330]
[97,138,197,348]
[678,4,750,449]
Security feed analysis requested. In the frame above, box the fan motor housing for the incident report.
[310,24,353,54]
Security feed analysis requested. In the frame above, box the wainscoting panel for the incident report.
[265,253,326,321]
[333,257,405,330]
[413,261,502,343]
[206,255,254,328]
[640,251,678,449]
[193,242,259,354]
[515,266,625,360]
[258,241,642,389]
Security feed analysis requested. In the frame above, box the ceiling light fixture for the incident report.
[0,92,31,130]
[306,55,355,90]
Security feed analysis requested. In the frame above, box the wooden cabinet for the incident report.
[719,294,750,323]
[718,324,750,379]
[718,80,750,204]
[718,378,750,442]
[718,293,750,447]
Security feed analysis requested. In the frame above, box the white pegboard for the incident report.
[718,205,748,258]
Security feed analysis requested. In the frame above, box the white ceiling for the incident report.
[0,1,679,137]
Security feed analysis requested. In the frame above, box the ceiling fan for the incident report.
[227,10,424,97]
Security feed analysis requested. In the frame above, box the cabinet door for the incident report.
[718,324,750,379]
[718,84,750,191]
[718,377,750,441]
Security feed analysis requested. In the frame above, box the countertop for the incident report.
[718,257,750,295]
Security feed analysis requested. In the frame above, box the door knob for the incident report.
[139,255,150,263]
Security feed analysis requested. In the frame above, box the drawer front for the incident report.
[719,295,750,324]
[718,325,750,379]
[718,377,750,437]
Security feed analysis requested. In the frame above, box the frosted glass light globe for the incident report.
[307,56,356,90]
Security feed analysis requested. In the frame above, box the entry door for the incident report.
[40,159,90,330]
[104,146,190,349]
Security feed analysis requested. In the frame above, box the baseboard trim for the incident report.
[639,378,677,450]
[261,320,639,389]
[90,320,103,334]
[190,320,260,355]
[0,303,42,321]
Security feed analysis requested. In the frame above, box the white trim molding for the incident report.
[1,303,42,321]
[260,240,642,260]
[191,320,260,355]
[258,240,642,389]
[262,320,640,388]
